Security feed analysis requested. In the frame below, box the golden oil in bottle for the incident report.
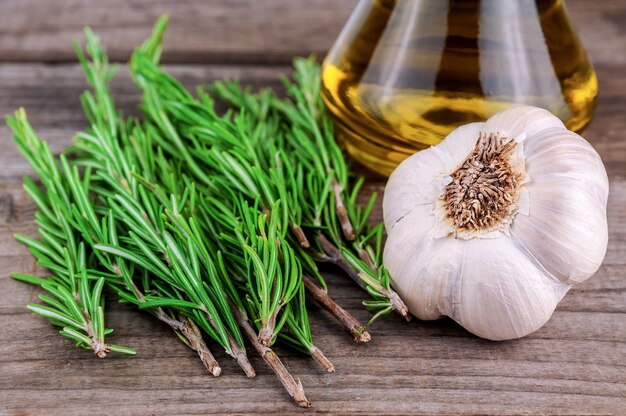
[322,0,598,176]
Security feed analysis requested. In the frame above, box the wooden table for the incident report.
[1,1,624,414]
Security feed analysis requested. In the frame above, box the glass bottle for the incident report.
[322,0,597,176]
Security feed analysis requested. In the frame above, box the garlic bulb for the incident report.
[383,106,609,340]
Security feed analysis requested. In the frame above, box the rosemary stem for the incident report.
[83,311,108,358]
[230,303,311,408]
[258,307,280,346]
[332,178,355,241]
[227,331,257,378]
[309,345,335,373]
[197,304,255,377]
[357,246,377,273]
[316,233,367,291]
[355,271,410,321]
[79,274,109,357]
[179,316,222,377]
[302,274,371,343]
[150,307,222,375]
[152,307,183,330]
[316,234,410,321]
[127,268,223,374]
[291,225,310,248]
[377,285,410,322]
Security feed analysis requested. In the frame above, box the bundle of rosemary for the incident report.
[7,16,408,407]
[130,17,409,326]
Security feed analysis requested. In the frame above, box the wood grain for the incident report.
[0,0,623,65]
[0,0,625,415]
[0,0,354,64]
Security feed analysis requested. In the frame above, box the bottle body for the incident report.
[322,0,597,176]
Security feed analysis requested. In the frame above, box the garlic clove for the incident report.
[445,236,570,340]
[433,122,485,174]
[510,190,608,284]
[523,127,608,191]
[383,122,483,229]
[481,105,564,140]
[382,149,444,232]
[384,205,450,320]
[509,128,609,284]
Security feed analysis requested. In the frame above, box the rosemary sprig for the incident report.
[204,197,301,345]
[126,20,334,378]
[71,29,256,377]
[166,191,324,394]
[10,82,222,375]
[194,194,333,371]
[198,85,370,341]
[212,63,409,323]
[274,61,409,322]
[7,108,136,358]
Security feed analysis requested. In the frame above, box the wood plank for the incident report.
[1,247,625,412]
[567,0,626,65]
[0,0,623,65]
[0,300,624,415]
[0,0,354,64]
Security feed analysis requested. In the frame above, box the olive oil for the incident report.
[322,0,597,176]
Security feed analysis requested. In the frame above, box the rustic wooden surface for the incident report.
[1,1,625,415]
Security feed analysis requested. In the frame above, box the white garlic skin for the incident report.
[383,106,609,341]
